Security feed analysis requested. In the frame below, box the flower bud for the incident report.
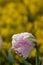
[12,32,36,59]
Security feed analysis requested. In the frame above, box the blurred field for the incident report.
[0,0,43,65]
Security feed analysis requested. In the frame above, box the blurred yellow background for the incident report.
[0,0,43,65]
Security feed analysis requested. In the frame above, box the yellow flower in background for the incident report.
[0,20,3,27]
[15,54,23,63]
[29,4,37,15]
[1,28,9,37]
[26,23,32,32]
[17,3,27,15]
[29,48,36,58]
[34,16,43,45]
[2,42,11,50]
[23,0,29,6]
[40,44,43,53]
[40,16,43,21]
[6,2,16,9]
[13,63,19,65]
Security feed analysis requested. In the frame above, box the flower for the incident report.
[12,32,36,59]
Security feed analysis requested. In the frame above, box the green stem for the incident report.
[41,58,43,65]
[36,45,40,65]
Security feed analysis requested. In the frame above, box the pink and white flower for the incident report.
[12,32,36,59]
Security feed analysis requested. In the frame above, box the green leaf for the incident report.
[8,49,16,63]
[22,59,31,65]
